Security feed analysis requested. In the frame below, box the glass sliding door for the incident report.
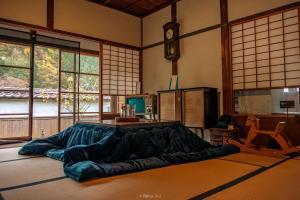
[33,45,59,138]
[77,54,100,122]
[60,51,76,130]
[0,41,31,139]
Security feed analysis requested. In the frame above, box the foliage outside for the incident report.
[0,42,100,112]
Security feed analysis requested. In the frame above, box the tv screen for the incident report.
[126,97,145,114]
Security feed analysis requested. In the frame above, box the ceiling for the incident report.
[88,0,173,17]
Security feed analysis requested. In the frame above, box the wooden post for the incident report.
[171,1,178,76]
[47,0,54,30]
[220,0,232,114]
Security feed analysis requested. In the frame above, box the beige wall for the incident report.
[54,0,141,47]
[0,0,47,27]
[0,0,141,47]
[177,0,220,34]
[228,0,299,21]
[143,45,171,94]
[178,28,222,89]
[142,0,298,113]
[142,0,222,94]
[143,6,171,47]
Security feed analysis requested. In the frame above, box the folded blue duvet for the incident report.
[19,122,239,181]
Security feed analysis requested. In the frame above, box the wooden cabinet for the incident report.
[158,90,181,121]
[158,88,218,129]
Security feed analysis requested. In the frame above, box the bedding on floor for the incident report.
[19,122,239,181]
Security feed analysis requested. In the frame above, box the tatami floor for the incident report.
[0,146,299,200]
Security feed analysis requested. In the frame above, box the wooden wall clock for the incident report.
[163,22,180,61]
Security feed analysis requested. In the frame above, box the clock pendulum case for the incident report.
[163,22,180,61]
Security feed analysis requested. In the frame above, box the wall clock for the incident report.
[163,22,180,61]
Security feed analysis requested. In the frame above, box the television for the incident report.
[126,97,146,115]
[125,95,157,116]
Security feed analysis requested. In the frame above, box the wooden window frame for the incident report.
[229,5,300,115]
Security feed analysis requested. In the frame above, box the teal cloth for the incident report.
[19,122,239,181]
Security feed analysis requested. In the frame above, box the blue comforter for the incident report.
[19,122,239,181]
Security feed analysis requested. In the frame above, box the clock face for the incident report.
[170,47,175,55]
[166,28,174,39]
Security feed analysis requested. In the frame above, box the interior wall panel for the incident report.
[143,45,171,94]
[54,0,141,47]
[0,0,47,27]
[177,0,220,35]
[143,6,171,47]
[228,0,299,21]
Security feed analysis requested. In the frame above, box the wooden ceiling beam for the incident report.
[103,0,113,5]
[123,0,141,11]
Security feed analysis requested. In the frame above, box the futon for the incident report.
[19,122,239,181]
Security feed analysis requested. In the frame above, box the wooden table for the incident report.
[78,119,181,128]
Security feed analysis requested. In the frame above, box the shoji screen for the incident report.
[102,44,140,95]
[231,8,300,90]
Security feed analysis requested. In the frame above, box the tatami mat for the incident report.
[294,156,300,160]
[0,157,64,189]
[206,159,300,200]
[0,143,24,149]
[0,148,35,162]
[219,152,286,167]
[1,159,259,200]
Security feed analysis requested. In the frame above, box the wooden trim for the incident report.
[140,18,143,93]
[80,49,99,56]
[58,49,62,131]
[172,61,178,75]
[100,42,104,120]
[180,24,221,39]
[0,18,141,50]
[142,24,221,50]
[143,41,164,50]
[220,0,233,114]
[28,31,36,140]
[47,0,54,30]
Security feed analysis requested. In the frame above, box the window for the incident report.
[234,87,300,114]
[102,44,140,95]
[0,41,31,138]
[102,95,125,114]
[231,7,300,115]
[0,29,100,139]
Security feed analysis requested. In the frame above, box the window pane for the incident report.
[77,54,99,74]
[79,94,99,112]
[79,74,99,93]
[234,88,300,114]
[61,72,74,92]
[0,93,29,114]
[117,96,125,113]
[0,42,30,67]
[61,93,75,112]
[34,46,59,90]
[0,67,29,89]
[61,51,75,72]
[103,95,111,112]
